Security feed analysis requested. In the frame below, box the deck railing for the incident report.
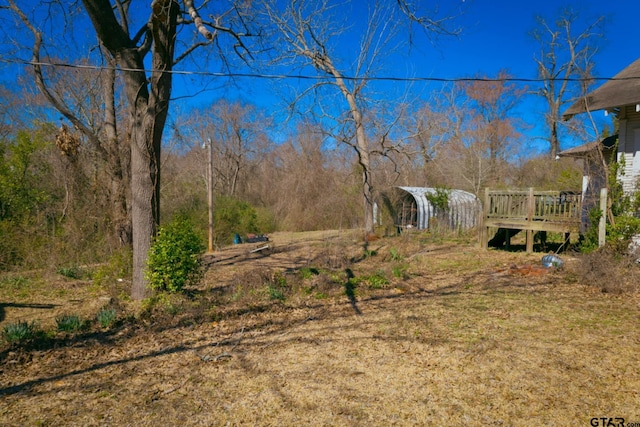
[485,189,582,224]
[482,188,583,252]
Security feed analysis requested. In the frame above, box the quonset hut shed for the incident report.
[392,187,480,231]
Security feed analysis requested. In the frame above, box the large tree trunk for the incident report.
[356,123,375,237]
[549,110,560,159]
[348,99,375,237]
[332,75,376,238]
[118,49,157,300]
[83,0,179,299]
[103,60,132,247]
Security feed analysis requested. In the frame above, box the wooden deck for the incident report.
[480,188,582,252]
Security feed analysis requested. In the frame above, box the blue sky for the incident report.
[428,0,639,80]
[168,0,640,153]
[429,0,640,152]
[3,0,640,153]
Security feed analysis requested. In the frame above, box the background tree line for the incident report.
[0,84,585,272]
[0,1,605,298]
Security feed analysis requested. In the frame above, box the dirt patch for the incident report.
[1,231,640,425]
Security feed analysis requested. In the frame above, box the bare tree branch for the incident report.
[7,0,104,151]
[532,7,605,158]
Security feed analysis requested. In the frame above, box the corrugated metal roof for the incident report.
[397,187,480,230]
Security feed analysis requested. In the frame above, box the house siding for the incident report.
[618,106,640,193]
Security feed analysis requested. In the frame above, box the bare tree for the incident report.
[174,99,271,207]
[244,120,359,231]
[206,100,270,197]
[404,74,524,196]
[532,7,605,159]
[6,0,254,299]
[401,86,467,187]
[459,70,525,187]
[261,0,458,239]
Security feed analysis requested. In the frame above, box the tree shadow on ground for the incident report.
[0,302,58,323]
[344,268,361,315]
[0,272,472,398]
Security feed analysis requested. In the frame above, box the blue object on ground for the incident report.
[541,254,563,268]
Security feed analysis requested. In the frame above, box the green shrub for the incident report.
[392,264,409,279]
[581,209,640,255]
[268,285,286,301]
[604,215,640,254]
[146,216,205,293]
[425,187,450,211]
[3,320,40,343]
[582,149,640,254]
[363,249,377,258]
[580,208,602,253]
[56,314,85,333]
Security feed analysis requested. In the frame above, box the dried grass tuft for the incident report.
[572,247,640,294]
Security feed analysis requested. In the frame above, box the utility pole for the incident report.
[207,138,214,253]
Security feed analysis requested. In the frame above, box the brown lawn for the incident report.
[1,230,639,426]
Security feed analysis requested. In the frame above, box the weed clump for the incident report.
[96,307,117,328]
[3,320,41,343]
[574,247,640,294]
[57,266,89,280]
[56,314,86,333]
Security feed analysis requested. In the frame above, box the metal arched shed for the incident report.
[395,187,480,231]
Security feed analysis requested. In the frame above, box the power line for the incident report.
[0,58,636,84]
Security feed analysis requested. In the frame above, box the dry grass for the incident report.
[1,230,640,426]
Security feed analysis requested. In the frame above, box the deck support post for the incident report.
[599,188,607,247]
[526,229,533,253]
[481,187,490,249]
[525,188,535,253]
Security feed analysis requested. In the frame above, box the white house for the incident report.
[563,58,640,194]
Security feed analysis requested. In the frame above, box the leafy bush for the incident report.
[580,208,603,254]
[581,153,640,254]
[363,249,377,258]
[146,216,205,293]
[267,272,288,301]
[3,320,41,343]
[425,187,450,211]
[392,264,409,279]
[606,215,640,253]
[56,314,85,333]
[268,285,286,301]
